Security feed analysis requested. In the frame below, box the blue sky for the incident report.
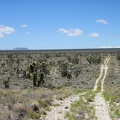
[0,0,120,50]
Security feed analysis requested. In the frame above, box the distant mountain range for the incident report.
[13,47,29,50]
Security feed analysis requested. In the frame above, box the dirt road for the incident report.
[93,57,111,120]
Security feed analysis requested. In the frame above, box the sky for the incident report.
[0,0,120,50]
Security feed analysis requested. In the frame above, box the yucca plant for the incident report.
[32,72,37,87]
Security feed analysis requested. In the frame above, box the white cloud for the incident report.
[100,46,120,48]
[89,33,100,37]
[58,28,83,37]
[0,33,4,38]
[20,24,28,28]
[96,19,108,24]
[59,28,69,33]
[0,25,15,38]
[0,25,15,34]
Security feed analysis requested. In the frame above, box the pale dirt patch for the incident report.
[94,92,111,120]
[45,92,87,120]
[45,94,80,120]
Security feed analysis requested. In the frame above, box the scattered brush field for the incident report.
[0,87,82,120]
[0,49,120,120]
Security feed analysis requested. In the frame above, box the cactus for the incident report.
[67,72,72,79]
[30,64,34,73]
[38,72,44,87]
[26,72,31,79]
[32,72,37,87]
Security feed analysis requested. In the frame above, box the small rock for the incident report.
[115,99,120,103]
[31,103,39,112]
[65,106,68,109]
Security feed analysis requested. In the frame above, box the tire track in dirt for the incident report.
[93,57,111,120]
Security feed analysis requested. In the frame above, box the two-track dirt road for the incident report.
[93,57,111,120]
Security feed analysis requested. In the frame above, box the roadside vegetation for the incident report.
[65,89,96,120]
[102,56,120,119]
[103,87,120,119]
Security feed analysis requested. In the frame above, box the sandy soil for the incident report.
[94,92,111,120]
[45,92,87,120]
[45,94,80,120]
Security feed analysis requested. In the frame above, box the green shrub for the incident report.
[3,78,10,88]
[28,110,41,119]
[103,91,110,101]
[116,55,120,61]
[38,99,50,111]
[87,55,101,64]
[114,109,120,117]
[26,72,31,79]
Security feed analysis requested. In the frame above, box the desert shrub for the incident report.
[103,91,110,101]
[44,53,51,58]
[23,70,26,78]
[1,63,6,67]
[116,55,120,61]
[87,97,94,102]
[56,88,74,100]
[61,70,68,77]
[26,72,31,79]
[13,103,27,118]
[72,55,79,64]
[58,60,64,66]
[40,62,49,75]
[64,82,72,87]
[7,54,13,59]
[87,55,101,64]
[59,63,68,77]
[3,78,10,88]
[38,99,50,111]
[67,55,72,62]
[114,109,120,117]
[28,110,41,119]
[67,54,79,64]
[73,68,81,78]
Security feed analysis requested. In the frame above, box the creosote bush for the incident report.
[87,55,102,64]
[116,54,120,61]
[3,77,10,88]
